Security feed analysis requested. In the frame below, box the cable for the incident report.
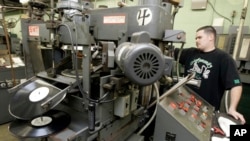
[58,23,114,104]
[172,5,179,27]
[57,23,89,101]
[137,82,160,135]
[176,42,185,82]
[224,90,229,113]
[207,0,232,24]
[72,20,108,104]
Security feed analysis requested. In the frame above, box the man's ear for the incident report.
[208,34,214,42]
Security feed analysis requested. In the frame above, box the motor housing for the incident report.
[115,42,165,86]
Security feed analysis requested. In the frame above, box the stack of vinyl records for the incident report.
[8,78,71,138]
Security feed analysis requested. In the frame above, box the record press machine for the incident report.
[5,0,217,141]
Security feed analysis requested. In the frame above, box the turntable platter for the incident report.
[9,79,65,120]
[61,69,83,78]
[9,109,71,138]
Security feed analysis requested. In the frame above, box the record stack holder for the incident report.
[7,72,77,139]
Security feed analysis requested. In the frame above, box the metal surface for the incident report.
[89,4,172,41]
[20,19,50,78]
[115,36,165,86]
[0,66,26,124]
[153,85,214,141]
[8,0,192,141]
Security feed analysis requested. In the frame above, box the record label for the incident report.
[31,116,52,127]
[9,109,71,138]
[29,87,49,102]
[9,79,66,120]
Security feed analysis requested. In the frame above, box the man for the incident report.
[174,25,245,124]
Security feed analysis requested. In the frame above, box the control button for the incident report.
[184,103,190,108]
[182,106,189,112]
[179,109,186,115]
[168,102,177,111]
[195,99,202,107]
[186,99,192,105]
[191,109,198,115]
[190,95,195,102]
[193,105,200,112]
[197,122,206,132]
[200,112,208,120]
[177,102,184,109]
[202,106,209,112]
[189,113,197,122]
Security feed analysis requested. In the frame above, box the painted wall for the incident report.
[174,0,250,47]
[3,11,22,39]
[3,9,31,41]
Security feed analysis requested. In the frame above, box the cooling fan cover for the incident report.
[115,42,165,86]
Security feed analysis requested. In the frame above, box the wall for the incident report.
[4,7,34,41]
[174,0,250,47]
[2,10,23,39]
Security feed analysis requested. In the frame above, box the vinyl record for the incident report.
[9,109,71,138]
[9,78,66,120]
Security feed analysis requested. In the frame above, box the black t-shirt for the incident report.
[174,47,242,110]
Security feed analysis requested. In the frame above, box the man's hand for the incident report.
[228,109,246,124]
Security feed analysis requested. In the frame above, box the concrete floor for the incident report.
[0,122,44,141]
[0,122,19,141]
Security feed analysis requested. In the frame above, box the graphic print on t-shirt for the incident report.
[187,58,212,80]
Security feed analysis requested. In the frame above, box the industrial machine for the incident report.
[0,25,25,124]
[153,85,214,141]
[5,0,218,141]
[7,0,178,140]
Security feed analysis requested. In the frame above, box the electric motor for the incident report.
[115,42,165,86]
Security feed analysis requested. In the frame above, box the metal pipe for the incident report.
[49,0,57,77]
[2,6,28,10]
[0,5,16,86]
[148,72,195,109]
[232,0,248,60]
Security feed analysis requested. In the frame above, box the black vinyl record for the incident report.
[9,78,64,120]
[9,109,71,138]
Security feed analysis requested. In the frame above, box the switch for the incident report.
[200,112,208,120]
[189,113,198,122]
[168,102,177,111]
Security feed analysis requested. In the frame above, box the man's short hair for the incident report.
[196,25,217,39]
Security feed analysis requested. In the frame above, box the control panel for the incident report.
[154,85,215,141]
